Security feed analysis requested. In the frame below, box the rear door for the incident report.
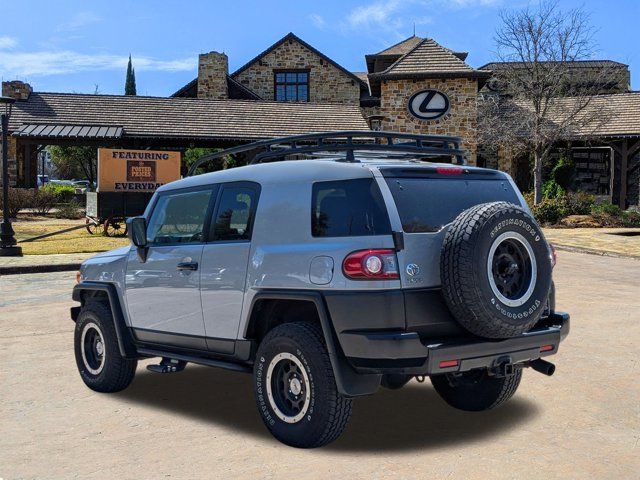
[200,182,260,353]
[378,168,522,289]
[124,186,215,349]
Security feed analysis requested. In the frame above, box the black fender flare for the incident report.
[72,282,137,359]
[247,290,381,397]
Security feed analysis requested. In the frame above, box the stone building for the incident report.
[2,32,638,205]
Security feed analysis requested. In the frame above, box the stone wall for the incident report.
[233,39,360,104]
[197,52,228,100]
[380,77,479,164]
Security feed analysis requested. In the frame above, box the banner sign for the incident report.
[97,148,181,192]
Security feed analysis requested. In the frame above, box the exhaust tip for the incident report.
[530,359,555,376]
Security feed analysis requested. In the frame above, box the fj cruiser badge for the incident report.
[406,263,420,276]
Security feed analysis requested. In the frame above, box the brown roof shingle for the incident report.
[370,38,490,81]
[371,36,424,56]
[8,92,370,141]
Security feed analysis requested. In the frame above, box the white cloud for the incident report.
[309,13,326,29]
[55,11,101,32]
[346,0,403,28]
[0,36,18,49]
[0,50,195,77]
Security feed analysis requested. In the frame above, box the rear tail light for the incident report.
[439,359,459,368]
[549,244,557,268]
[343,249,399,280]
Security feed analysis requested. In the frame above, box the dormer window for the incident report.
[274,70,309,102]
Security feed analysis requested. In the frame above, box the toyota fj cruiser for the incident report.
[72,132,569,448]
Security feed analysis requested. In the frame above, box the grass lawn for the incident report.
[13,215,129,255]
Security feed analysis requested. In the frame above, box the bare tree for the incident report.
[479,0,615,203]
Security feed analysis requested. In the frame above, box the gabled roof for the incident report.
[231,32,367,87]
[8,92,370,141]
[370,38,489,79]
[371,35,424,56]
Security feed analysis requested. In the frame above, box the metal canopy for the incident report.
[13,124,124,139]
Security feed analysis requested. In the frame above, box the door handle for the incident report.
[177,262,198,271]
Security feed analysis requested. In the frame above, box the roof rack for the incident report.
[186,130,465,176]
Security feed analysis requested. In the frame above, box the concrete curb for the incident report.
[0,263,82,276]
[552,244,640,261]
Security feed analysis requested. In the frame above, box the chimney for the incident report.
[197,52,228,100]
[2,80,32,100]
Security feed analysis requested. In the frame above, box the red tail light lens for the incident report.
[436,166,463,175]
[343,249,399,280]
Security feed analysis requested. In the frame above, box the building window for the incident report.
[275,71,309,102]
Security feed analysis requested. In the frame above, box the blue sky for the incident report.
[1,0,638,96]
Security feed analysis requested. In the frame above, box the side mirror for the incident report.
[127,217,147,247]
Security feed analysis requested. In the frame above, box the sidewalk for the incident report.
[0,252,95,275]
[543,227,640,259]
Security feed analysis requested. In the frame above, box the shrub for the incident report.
[0,187,34,218]
[622,210,640,227]
[542,180,565,199]
[53,199,83,219]
[591,202,622,217]
[551,156,575,190]
[531,197,566,225]
[42,184,76,203]
[564,192,595,216]
[32,188,58,215]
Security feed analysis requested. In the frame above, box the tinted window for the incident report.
[212,186,257,241]
[311,179,391,237]
[147,189,212,244]
[385,178,520,233]
[274,70,309,102]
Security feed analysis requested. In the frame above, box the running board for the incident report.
[137,348,252,374]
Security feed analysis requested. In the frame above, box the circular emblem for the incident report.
[407,89,450,120]
[406,263,420,277]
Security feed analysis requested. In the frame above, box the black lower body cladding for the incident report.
[441,202,553,339]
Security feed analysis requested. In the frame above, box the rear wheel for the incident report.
[431,368,522,411]
[74,301,137,392]
[253,321,352,448]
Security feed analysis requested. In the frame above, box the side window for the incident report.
[147,189,212,245]
[211,185,258,241]
[311,178,391,237]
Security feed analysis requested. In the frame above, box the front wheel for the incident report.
[253,321,352,448]
[74,301,137,392]
[431,368,522,411]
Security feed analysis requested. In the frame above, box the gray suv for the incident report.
[72,132,569,448]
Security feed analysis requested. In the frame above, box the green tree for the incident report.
[183,148,239,176]
[125,54,137,96]
[49,146,97,184]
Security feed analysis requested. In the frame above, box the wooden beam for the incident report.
[619,139,628,209]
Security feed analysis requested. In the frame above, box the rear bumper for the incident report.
[342,312,570,375]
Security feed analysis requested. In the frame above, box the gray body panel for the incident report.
[124,245,206,339]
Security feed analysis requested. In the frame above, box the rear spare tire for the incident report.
[440,202,552,339]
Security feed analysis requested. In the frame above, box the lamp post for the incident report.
[0,95,22,256]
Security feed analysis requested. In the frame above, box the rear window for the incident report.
[311,178,391,237]
[385,178,520,233]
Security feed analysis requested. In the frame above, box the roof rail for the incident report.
[186,130,465,176]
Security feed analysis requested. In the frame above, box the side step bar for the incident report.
[137,348,252,374]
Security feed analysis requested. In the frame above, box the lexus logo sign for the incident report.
[408,89,450,121]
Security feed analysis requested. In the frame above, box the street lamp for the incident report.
[0,95,22,256]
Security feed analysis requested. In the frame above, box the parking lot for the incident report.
[1,250,638,479]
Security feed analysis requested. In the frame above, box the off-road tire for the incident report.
[381,374,412,390]
[253,321,352,448]
[431,368,522,411]
[441,201,552,339]
[74,301,137,392]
